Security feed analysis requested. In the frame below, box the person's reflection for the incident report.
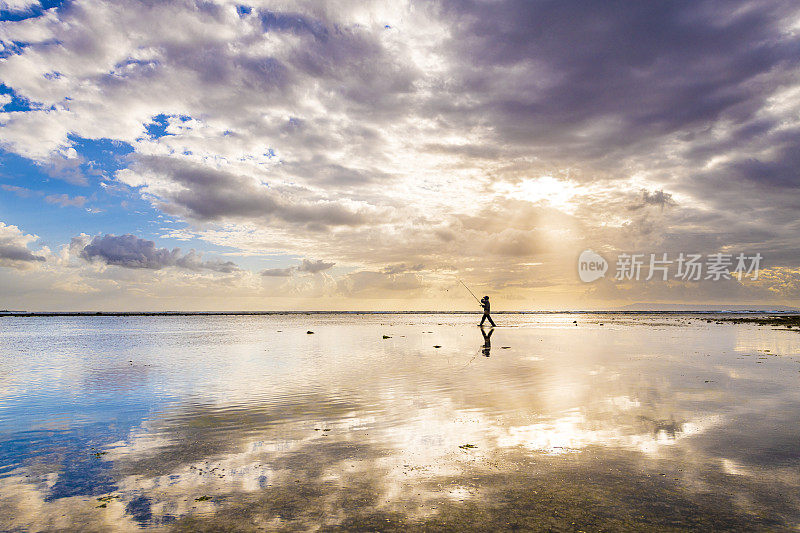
[480,326,494,357]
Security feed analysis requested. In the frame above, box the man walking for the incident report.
[479,295,496,327]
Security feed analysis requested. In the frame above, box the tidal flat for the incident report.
[1,313,800,531]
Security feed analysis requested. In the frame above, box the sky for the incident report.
[0,0,799,311]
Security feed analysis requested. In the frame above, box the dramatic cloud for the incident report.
[0,0,799,308]
[116,156,377,229]
[437,0,800,159]
[80,234,239,273]
[0,222,46,268]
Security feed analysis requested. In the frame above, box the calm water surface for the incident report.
[1,313,800,531]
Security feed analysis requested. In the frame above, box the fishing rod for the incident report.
[458,279,482,305]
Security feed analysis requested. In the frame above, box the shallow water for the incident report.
[1,313,800,531]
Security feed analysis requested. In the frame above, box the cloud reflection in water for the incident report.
[1,314,800,530]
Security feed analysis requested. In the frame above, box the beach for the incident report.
[1,313,800,531]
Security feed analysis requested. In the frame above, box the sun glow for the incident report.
[497,176,579,212]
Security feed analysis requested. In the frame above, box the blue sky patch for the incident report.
[0,0,67,22]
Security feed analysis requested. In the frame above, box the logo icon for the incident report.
[578,250,607,283]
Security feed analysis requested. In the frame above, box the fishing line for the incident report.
[458,279,481,304]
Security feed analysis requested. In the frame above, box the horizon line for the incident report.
[1,309,797,317]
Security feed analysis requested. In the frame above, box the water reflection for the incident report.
[479,326,493,357]
[1,314,800,530]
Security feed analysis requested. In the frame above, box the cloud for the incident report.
[337,270,425,297]
[79,234,239,273]
[629,189,676,211]
[436,0,800,160]
[0,0,38,13]
[261,267,294,277]
[44,194,87,207]
[641,190,675,208]
[0,1,799,307]
[0,186,87,208]
[116,156,377,229]
[260,258,334,277]
[0,222,46,268]
[175,250,240,274]
[39,152,87,186]
[382,263,424,275]
[296,258,334,274]
[1,184,38,198]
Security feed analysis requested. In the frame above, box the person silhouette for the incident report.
[480,326,494,357]
[479,295,496,327]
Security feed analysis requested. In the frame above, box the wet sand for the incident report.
[1,313,799,531]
